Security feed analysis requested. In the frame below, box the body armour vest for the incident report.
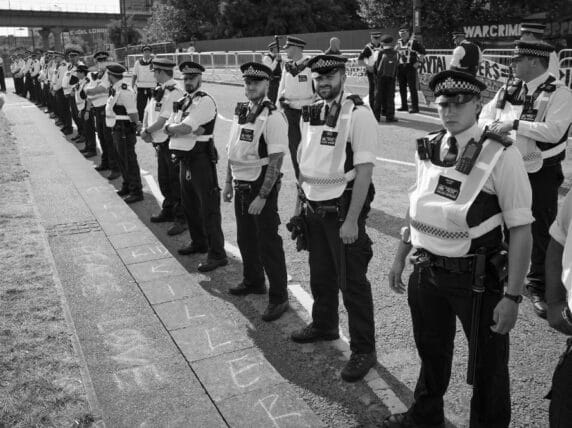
[298,94,364,201]
[459,41,480,75]
[227,101,275,181]
[169,91,217,152]
[494,75,567,172]
[409,130,510,257]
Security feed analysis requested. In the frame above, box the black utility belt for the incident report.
[411,248,507,276]
[171,141,214,161]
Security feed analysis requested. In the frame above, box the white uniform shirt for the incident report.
[426,123,533,229]
[450,40,483,70]
[277,56,314,109]
[144,79,183,143]
[111,79,138,114]
[480,70,572,145]
[168,90,217,151]
[30,59,41,77]
[549,51,560,79]
[87,71,111,108]
[262,54,281,73]
[133,58,156,88]
[549,190,572,310]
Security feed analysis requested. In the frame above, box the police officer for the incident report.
[132,45,156,121]
[23,50,33,100]
[261,40,282,104]
[0,52,6,93]
[74,65,95,155]
[386,70,533,428]
[546,190,572,427]
[85,51,121,180]
[105,63,143,204]
[277,36,314,179]
[63,46,84,139]
[373,35,399,123]
[480,40,572,319]
[358,30,382,107]
[165,61,228,272]
[520,21,560,78]
[289,55,377,383]
[396,28,426,113]
[28,50,41,103]
[141,57,186,235]
[450,30,482,76]
[223,62,289,322]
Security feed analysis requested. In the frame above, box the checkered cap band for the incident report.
[243,65,270,79]
[181,66,203,74]
[434,77,481,95]
[310,57,346,72]
[411,219,469,240]
[514,46,551,58]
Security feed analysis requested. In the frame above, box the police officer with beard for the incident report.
[223,62,289,322]
[290,55,378,383]
[386,70,533,428]
[132,45,156,121]
[141,57,186,236]
[165,61,228,272]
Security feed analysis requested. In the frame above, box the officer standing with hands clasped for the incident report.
[386,70,533,428]
[105,63,144,204]
[165,61,228,272]
[132,45,156,122]
[223,62,289,322]
[480,40,572,319]
[396,27,426,113]
[289,55,378,382]
[141,57,186,236]
[449,30,482,76]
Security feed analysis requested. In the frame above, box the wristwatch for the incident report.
[503,292,523,304]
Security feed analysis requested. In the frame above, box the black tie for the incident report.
[444,136,458,165]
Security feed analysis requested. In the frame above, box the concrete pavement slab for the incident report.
[127,258,189,283]
[217,383,326,428]
[193,348,285,402]
[117,242,171,265]
[153,296,221,330]
[171,320,254,362]
[108,230,158,249]
[139,274,207,304]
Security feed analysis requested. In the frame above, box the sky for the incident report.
[0,0,120,36]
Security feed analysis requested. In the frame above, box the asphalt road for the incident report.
[18,81,572,427]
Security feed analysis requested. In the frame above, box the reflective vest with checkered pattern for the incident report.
[409,132,507,257]
[298,95,358,201]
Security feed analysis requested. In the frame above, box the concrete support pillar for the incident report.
[38,27,51,50]
[52,27,63,52]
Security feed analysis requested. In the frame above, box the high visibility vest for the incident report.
[105,83,132,127]
[410,131,509,256]
[227,101,274,181]
[298,94,363,201]
[144,83,182,143]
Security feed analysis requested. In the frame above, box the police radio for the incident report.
[416,137,430,160]
[172,100,179,113]
[455,138,482,175]
[246,103,264,123]
[325,101,341,128]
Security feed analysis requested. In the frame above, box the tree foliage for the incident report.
[146,0,365,42]
[107,15,141,48]
[144,2,187,43]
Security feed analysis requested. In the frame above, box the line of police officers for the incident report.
[9,28,572,425]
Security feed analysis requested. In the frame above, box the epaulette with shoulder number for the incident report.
[194,90,207,98]
[165,84,177,92]
[346,94,364,106]
[482,131,512,148]
[427,129,447,142]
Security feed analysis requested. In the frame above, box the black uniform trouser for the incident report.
[179,150,226,261]
[69,96,82,135]
[24,74,33,100]
[268,78,280,105]
[398,63,419,109]
[56,89,72,130]
[527,163,564,295]
[93,106,119,171]
[137,87,153,122]
[234,176,288,304]
[0,67,5,92]
[83,110,97,152]
[283,106,302,179]
[306,188,375,354]
[14,77,24,95]
[549,339,572,427]
[407,266,510,428]
[366,71,376,108]
[156,142,184,221]
[373,75,396,120]
[112,122,142,195]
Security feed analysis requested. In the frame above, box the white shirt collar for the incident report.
[525,70,551,94]
[445,122,480,151]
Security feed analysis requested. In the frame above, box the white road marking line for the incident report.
[376,157,415,167]
[141,165,408,413]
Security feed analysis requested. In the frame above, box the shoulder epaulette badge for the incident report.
[483,131,512,148]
